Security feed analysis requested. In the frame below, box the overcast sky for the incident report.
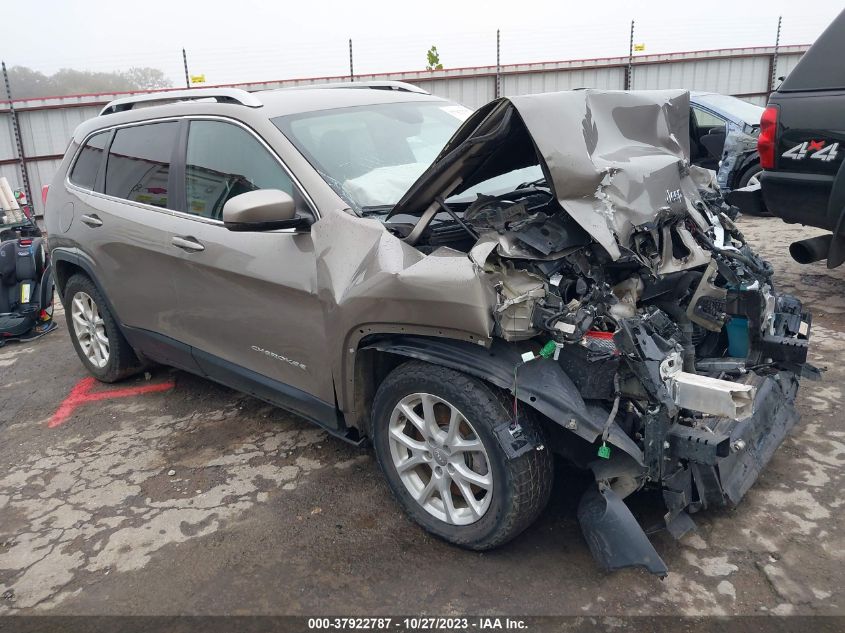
[5,0,843,86]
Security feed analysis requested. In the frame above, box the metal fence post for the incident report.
[625,20,635,90]
[495,29,501,99]
[770,15,782,92]
[349,39,355,82]
[182,48,190,88]
[1,61,33,211]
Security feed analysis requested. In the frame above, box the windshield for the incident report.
[273,101,471,212]
[692,94,764,126]
[449,166,545,203]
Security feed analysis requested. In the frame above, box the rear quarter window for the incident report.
[68,131,109,190]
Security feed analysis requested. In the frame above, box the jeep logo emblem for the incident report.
[666,188,683,204]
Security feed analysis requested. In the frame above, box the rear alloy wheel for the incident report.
[64,274,143,383]
[70,291,109,368]
[372,360,553,550]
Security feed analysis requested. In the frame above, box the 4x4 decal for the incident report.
[782,140,840,162]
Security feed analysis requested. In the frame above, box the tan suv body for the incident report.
[46,84,812,575]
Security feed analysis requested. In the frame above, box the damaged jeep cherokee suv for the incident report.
[46,84,813,575]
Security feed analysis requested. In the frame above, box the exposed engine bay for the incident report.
[377,90,815,575]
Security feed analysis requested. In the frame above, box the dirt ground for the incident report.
[0,216,843,617]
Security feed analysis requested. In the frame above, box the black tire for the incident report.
[63,273,142,383]
[736,163,772,217]
[372,360,553,550]
[737,162,762,188]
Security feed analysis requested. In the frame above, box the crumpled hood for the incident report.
[390,89,707,261]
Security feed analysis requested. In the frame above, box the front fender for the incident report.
[365,335,644,464]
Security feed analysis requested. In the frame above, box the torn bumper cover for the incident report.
[578,485,669,577]
[666,371,800,509]
[574,303,809,576]
[579,369,799,576]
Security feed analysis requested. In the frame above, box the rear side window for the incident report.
[69,131,109,190]
[105,122,178,208]
[184,120,293,219]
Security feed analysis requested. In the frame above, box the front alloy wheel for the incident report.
[70,291,109,368]
[389,392,492,525]
[372,360,553,550]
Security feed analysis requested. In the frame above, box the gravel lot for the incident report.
[0,216,843,616]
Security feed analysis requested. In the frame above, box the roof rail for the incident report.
[294,80,429,95]
[100,88,262,116]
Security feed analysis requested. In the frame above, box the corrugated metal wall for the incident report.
[0,45,808,215]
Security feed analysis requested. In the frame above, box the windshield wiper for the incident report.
[360,205,395,216]
[435,197,478,241]
[516,177,548,190]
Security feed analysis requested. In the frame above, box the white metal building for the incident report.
[0,44,807,215]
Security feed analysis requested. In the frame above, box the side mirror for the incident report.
[222,189,310,232]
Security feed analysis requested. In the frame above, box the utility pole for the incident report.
[625,20,635,90]
[349,39,354,82]
[770,16,782,92]
[495,29,501,99]
[1,61,33,212]
[182,48,190,88]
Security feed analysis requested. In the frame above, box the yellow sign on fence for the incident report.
[190,74,206,84]
[633,43,646,52]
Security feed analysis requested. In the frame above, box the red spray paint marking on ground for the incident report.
[48,376,176,428]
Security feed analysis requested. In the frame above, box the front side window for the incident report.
[69,131,109,190]
[274,101,469,211]
[692,94,763,126]
[185,120,293,220]
[105,122,178,208]
[692,107,726,130]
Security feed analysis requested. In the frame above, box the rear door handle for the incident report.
[171,235,205,252]
[80,214,103,227]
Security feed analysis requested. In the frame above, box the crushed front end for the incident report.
[467,176,812,576]
[387,90,815,575]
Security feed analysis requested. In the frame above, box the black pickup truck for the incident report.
[759,9,845,267]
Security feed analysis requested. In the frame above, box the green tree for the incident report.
[123,67,171,90]
[5,65,173,99]
[425,46,443,71]
[51,69,134,94]
[4,66,52,98]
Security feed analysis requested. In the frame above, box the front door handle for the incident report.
[80,214,103,227]
[171,235,205,252]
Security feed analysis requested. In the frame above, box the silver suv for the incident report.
[46,83,813,575]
